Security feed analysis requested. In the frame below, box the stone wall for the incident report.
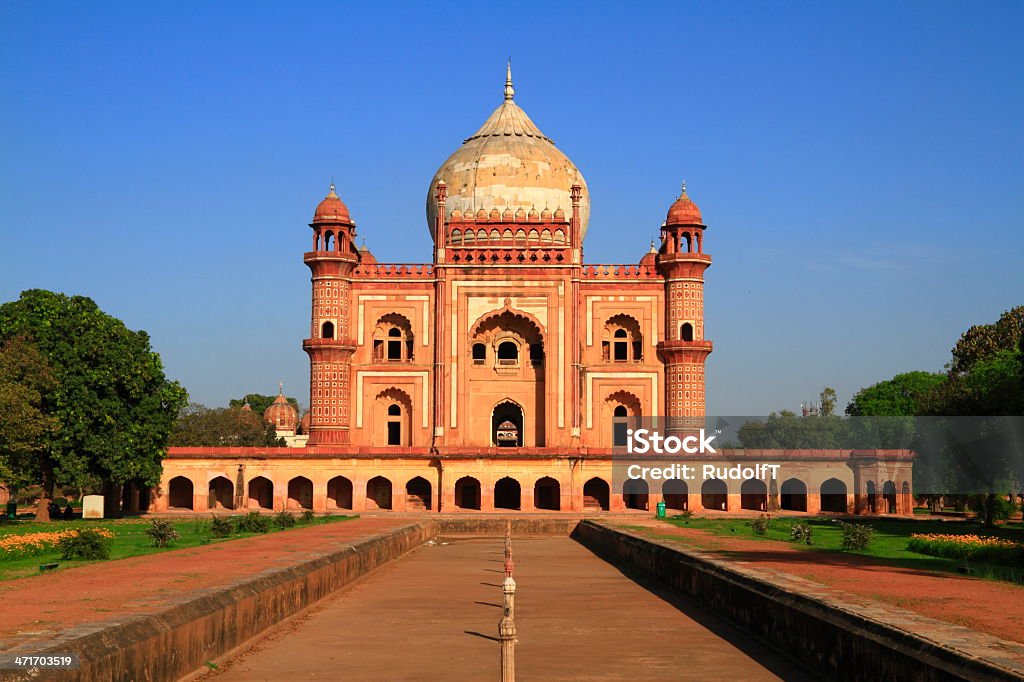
[572,520,1024,682]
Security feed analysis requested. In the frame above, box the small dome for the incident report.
[666,182,702,225]
[640,240,658,266]
[263,387,299,432]
[313,182,352,223]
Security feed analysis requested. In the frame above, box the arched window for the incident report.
[472,342,486,365]
[387,403,402,445]
[321,321,335,340]
[497,341,519,365]
[613,405,628,446]
[372,314,414,362]
[602,315,643,362]
[681,322,694,342]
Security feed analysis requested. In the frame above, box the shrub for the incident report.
[908,533,1024,564]
[58,528,112,560]
[210,516,233,538]
[145,519,181,548]
[274,511,296,529]
[236,512,270,533]
[750,514,773,536]
[835,520,874,551]
[301,510,315,523]
[790,522,813,545]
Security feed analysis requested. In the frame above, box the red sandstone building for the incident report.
[155,69,913,516]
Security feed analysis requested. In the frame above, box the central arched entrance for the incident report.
[494,477,521,510]
[492,401,524,447]
[455,476,481,510]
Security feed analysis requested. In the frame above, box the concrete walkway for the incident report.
[207,536,812,681]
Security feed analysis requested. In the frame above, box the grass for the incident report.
[648,515,1024,585]
[0,513,357,581]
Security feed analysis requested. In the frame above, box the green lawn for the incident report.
[0,513,357,581]
[647,515,1024,585]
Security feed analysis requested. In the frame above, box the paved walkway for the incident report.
[206,536,812,681]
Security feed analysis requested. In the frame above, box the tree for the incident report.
[0,290,187,518]
[0,336,58,489]
[820,387,837,417]
[169,403,284,447]
[950,306,1024,375]
[845,372,947,417]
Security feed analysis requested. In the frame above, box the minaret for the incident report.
[303,183,359,445]
[657,182,713,433]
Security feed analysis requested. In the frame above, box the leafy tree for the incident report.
[0,336,58,488]
[845,371,947,417]
[169,403,284,447]
[0,290,187,518]
[950,306,1024,375]
[820,387,837,417]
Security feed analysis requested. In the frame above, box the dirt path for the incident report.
[206,536,813,681]
[0,517,408,650]
[618,519,1024,644]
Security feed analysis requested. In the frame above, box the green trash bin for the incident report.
[656,501,666,518]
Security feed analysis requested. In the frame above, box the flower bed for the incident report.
[0,528,115,559]
[908,533,1024,564]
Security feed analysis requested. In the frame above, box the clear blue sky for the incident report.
[1,1,1021,415]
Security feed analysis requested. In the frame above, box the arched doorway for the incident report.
[168,476,194,510]
[883,480,897,514]
[248,476,274,510]
[662,479,688,510]
[780,478,807,512]
[623,478,649,511]
[208,476,233,510]
[740,479,767,511]
[327,476,353,510]
[534,477,560,511]
[455,476,481,510]
[287,476,313,510]
[494,477,521,510]
[492,401,524,447]
[406,476,432,511]
[366,476,392,510]
[702,478,728,511]
[583,477,610,511]
[820,478,848,513]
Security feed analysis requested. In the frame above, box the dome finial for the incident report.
[504,58,515,101]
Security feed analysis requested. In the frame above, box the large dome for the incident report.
[426,64,590,240]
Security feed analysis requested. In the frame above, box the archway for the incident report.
[168,476,194,510]
[820,478,848,513]
[248,476,274,510]
[287,476,313,510]
[494,477,521,510]
[406,476,432,511]
[492,401,523,447]
[534,477,560,511]
[780,478,807,512]
[662,479,688,510]
[208,476,233,510]
[366,476,393,510]
[702,478,728,512]
[455,476,481,510]
[623,478,649,511]
[327,476,353,510]
[583,477,610,511]
[883,480,897,514]
[740,479,767,511]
